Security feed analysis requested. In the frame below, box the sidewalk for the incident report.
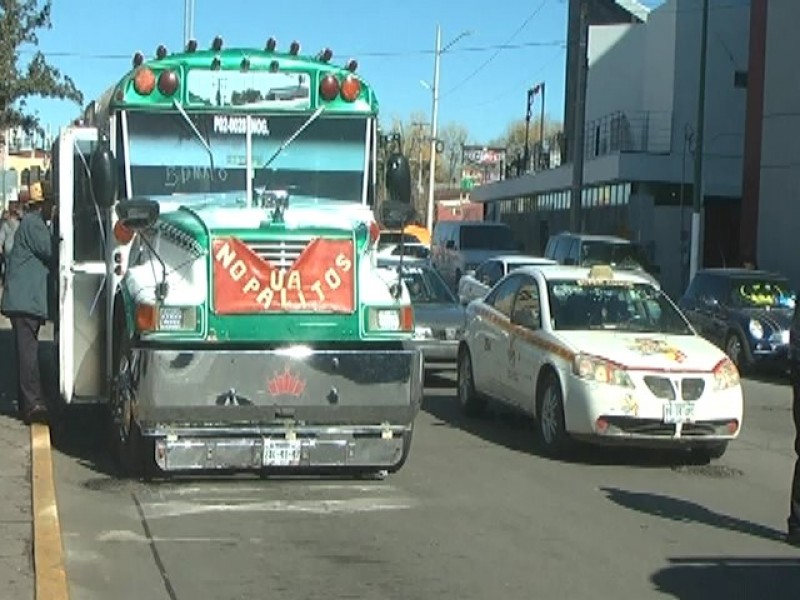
[0,315,34,600]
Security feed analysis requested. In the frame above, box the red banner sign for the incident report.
[212,237,355,314]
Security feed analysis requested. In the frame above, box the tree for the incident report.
[438,122,469,185]
[0,0,83,141]
[491,117,562,164]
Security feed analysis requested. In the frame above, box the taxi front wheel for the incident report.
[536,371,573,457]
[457,348,486,417]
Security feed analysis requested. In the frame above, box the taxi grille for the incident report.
[643,376,706,401]
[240,237,316,270]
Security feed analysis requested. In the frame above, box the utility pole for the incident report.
[426,25,442,231]
[183,0,195,47]
[689,0,710,280]
[569,1,589,231]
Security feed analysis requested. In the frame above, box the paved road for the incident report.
[51,372,800,600]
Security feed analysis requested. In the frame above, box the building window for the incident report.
[734,71,748,88]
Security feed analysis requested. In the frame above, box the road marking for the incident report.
[141,496,416,519]
[96,529,249,544]
[31,423,69,600]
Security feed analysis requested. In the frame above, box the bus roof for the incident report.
[93,38,379,117]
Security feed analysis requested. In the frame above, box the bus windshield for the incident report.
[124,111,368,202]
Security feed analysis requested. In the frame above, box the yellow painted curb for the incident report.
[31,423,69,600]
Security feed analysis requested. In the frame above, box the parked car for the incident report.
[457,254,556,305]
[431,220,520,290]
[379,258,465,372]
[457,264,743,462]
[544,232,660,287]
[679,268,795,373]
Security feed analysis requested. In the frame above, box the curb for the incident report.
[31,423,69,600]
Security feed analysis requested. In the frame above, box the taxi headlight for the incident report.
[573,354,634,388]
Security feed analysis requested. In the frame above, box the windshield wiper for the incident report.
[172,99,216,175]
[259,105,325,174]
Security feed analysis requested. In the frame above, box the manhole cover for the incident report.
[671,464,744,478]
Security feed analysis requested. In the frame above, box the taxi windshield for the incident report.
[731,278,795,309]
[547,280,693,335]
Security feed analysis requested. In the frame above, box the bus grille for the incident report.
[240,237,317,270]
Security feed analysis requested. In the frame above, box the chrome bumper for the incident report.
[128,344,423,471]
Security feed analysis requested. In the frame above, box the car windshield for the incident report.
[547,280,693,335]
[389,245,430,259]
[459,225,516,250]
[396,266,456,304]
[731,278,796,309]
[580,241,650,270]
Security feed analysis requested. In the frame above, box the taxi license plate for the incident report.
[663,402,695,424]
[263,439,302,466]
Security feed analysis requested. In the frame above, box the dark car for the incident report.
[679,268,796,373]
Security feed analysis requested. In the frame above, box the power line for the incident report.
[455,45,566,112]
[442,0,550,98]
[17,40,566,62]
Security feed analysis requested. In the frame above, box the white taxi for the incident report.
[457,264,744,462]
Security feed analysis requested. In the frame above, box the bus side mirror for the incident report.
[385,153,411,205]
[116,199,160,231]
[89,140,118,209]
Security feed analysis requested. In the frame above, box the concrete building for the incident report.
[471,0,750,299]
[741,0,800,286]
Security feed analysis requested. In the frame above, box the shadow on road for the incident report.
[422,390,715,468]
[600,486,786,543]
[651,557,800,599]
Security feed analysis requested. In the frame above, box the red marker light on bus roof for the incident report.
[318,48,333,63]
[133,67,156,95]
[211,57,221,70]
[156,45,168,59]
[212,36,223,52]
[319,75,339,101]
[345,59,358,73]
[289,41,300,55]
[132,52,144,68]
[340,75,361,102]
[158,70,179,96]
[269,60,279,72]
[265,37,277,52]
[186,39,198,53]
[241,57,250,71]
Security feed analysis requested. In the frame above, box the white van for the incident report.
[431,221,519,289]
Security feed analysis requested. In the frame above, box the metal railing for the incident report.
[584,110,672,158]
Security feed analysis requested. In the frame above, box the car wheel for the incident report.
[725,332,751,373]
[536,370,573,457]
[457,347,486,417]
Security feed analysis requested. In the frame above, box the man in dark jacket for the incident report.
[1,182,54,424]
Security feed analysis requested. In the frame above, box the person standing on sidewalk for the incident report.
[0,182,54,424]
[0,207,21,284]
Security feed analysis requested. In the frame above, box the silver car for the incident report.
[379,258,465,371]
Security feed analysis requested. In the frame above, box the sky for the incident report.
[23,0,666,144]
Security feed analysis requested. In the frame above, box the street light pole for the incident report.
[426,25,442,231]
[689,0,710,280]
[425,26,472,231]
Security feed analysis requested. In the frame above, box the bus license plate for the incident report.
[663,402,695,424]
[263,439,302,466]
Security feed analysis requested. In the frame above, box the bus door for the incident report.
[57,126,108,403]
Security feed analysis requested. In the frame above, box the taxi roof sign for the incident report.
[588,265,614,279]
